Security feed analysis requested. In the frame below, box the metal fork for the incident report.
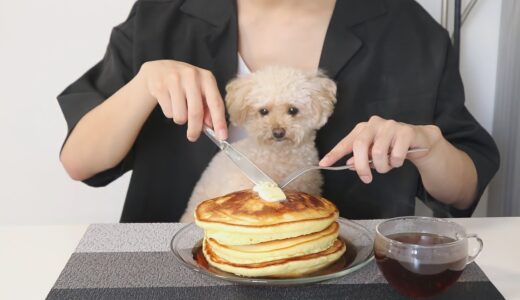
[279,148,429,188]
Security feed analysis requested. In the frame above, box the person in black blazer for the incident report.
[58,0,499,222]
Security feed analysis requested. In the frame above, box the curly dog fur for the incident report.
[180,66,336,222]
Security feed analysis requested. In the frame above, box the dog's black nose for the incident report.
[272,128,286,139]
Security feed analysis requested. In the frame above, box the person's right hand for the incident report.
[138,60,228,141]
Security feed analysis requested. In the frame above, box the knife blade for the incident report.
[203,127,277,186]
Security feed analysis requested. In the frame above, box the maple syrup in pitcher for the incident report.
[374,217,483,298]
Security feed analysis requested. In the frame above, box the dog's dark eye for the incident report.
[259,108,269,116]
[288,107,299,116]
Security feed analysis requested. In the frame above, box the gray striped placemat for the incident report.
[47,221,504,300]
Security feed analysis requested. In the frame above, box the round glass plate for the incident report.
[170,218,375,285]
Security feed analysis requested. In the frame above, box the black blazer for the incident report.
[58,0,499,222]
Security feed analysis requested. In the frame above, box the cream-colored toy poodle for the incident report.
[180,66,337,222]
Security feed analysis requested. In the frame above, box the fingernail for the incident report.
[319,157,330,166]
[360,175,372,184]
[217,129,227,140]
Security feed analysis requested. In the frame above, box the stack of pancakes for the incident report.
[194,190,346,277]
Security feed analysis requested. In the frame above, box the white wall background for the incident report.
[0,0,135,225]
[459,0,502,216]
[0,0,503,225]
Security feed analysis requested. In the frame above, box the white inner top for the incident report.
[227,53,251,143]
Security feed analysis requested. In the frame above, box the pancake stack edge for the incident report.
[194,189,347,277]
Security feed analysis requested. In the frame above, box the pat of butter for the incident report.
[253,182,286,202]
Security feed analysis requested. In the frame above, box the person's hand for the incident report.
[319,116,443,183]
[138,60,227,141]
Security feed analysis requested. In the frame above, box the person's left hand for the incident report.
[319,115,442,184]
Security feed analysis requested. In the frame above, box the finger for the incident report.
[390,126,414,168]
[346,157,355,169]
[167,74,187,125]
[371,121,397,174]
[319,123,365,166]
[353,127,376,184]
[203,104,212,127]
[184,73,204,142]
[156,88,173,118]
[201,71,227,140]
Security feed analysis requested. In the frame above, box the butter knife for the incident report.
[203,127,277,185]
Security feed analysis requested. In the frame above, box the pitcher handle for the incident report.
[466,233,484,265]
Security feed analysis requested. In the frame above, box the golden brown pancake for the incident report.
[206,222,339,264]
[194,189,345,277]
[203,238,346,277]
[195,190,338,245]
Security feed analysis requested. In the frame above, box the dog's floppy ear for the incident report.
[225,75,253,126]
[308,70,337,128]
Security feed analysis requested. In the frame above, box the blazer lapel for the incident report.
[179,0,238,95]
[180,0,387,82]
[319,0,387,79]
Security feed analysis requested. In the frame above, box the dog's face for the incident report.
[225,66,337,146]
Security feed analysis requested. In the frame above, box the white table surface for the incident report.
[1,218,519,300]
